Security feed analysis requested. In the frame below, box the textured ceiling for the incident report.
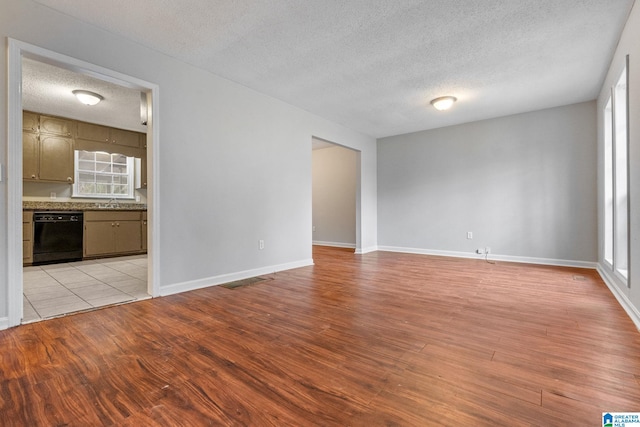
[22,58,147,132]
[31,0,635,138]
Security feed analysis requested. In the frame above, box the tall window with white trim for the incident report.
[613,61,628,281]
[604,56,629,285]
[603,96,613,266]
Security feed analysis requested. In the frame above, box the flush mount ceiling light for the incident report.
[72,90,103,106]
[430,96,457,111]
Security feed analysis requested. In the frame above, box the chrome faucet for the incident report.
[94,197,120,209]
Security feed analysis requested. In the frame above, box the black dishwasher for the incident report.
[33,212,83,265]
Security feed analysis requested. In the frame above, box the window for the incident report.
[73,150,135,199]
[613,61,628,280]
[603,97,613,266]
[604,56,629,285]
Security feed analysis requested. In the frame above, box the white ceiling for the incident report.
[22,58,147,133]
[31,0,635,138]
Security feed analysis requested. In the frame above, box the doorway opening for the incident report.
[7,39,160,327]
[311,137,360,252]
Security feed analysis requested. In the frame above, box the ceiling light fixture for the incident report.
[430,96,457,111]
[72,90,103,106]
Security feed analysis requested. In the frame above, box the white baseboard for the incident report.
[160,258,314,297]
[0,317,9,331]
[312,241,380,254]
[312,241,356,249]
[376,246,598,269]
[355,245,378,254]
[597,264,640,331]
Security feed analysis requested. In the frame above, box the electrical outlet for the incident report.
[259,239,265,250]
[467,231,473,239]
[50,192,56,200]
[476,248,484,254]
[312,226,316,232]
[485,247,491,254]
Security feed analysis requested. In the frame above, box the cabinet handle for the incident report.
[111,223,115,227]
[116,223,120,227]
[31,174,36,179]
[67,177,72,182]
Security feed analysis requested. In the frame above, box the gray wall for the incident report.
[597,1,640,326]
[0,0,378,324]
[312,144,357,247]
[378,101,597,264]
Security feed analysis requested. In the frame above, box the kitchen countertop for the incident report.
[23,201,147,211]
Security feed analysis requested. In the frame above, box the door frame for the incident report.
[7,38,161,327]
[311,137,362,252]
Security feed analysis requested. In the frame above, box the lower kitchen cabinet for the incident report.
[84,211,144,257]
[141,211,148,251]
[23,211,33,265]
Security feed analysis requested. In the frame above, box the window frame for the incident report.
[72,150,136,199]
[603,94,613,267]
[604,55,630,287]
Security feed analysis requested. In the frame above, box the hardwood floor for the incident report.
[1,246,639,426]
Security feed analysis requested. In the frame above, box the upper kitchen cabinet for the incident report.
[22,111,74,183]
[22,132,74,183]
[40,115,74,137]
[23,111,39,132]
[22,111,146,185]
[110,128,140,148]
[77,121,109,142]
[77,121,141,148]
[24,112,74,136]
[22,132,39,180]
[38,135,74,182]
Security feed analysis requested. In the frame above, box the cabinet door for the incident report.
[110,128,140,148]
[115,221,142,253]
[23,111,39,132]
[39,135,74,183]
[77,122,110,143]
[141,213,147,251]
[23,241,33,263]
[23,211,33,264]
[85,221,116,256]
[40,115,73,137]
[139,153,147,189]
[23,132,39,180]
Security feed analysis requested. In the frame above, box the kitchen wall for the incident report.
[312,143,357,248]
[377,101,597,265]
[0,0,378,327]
[597,1,640,327]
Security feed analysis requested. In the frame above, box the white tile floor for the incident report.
[23,254,149,323]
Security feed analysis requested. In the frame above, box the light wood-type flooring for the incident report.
[1,246,639,425]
